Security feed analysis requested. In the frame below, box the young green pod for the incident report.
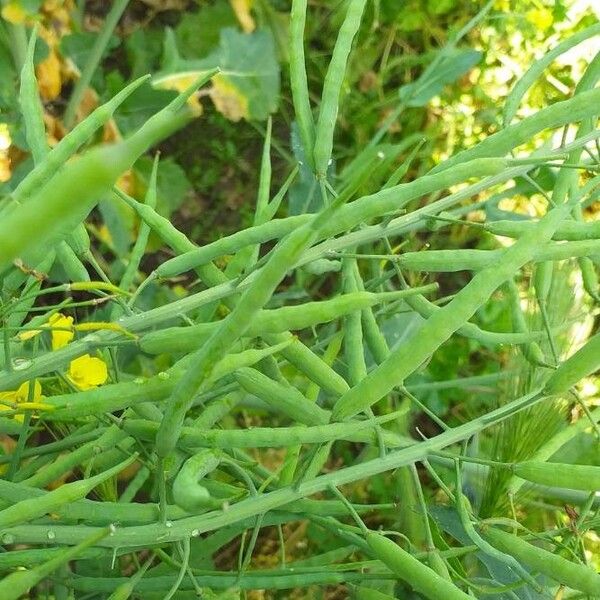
[365,533,471,600]
[171,450,222,512]
[505,279,549,368]
[484,526,600,596]
[0,454,136,528]
[544,333,600,394]
[140,287,436,355]
[0,527,110,600]
[234,367,330,426]
[513,461,600,491]
[352,586,397,600]
[313,0,367,176]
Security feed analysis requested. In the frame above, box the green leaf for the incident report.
[134,155,191,218]
[175,0,237,59]
[154,27,280,121]
[125,28,164,79]
[399,49,482,107]
[60,31,120,74]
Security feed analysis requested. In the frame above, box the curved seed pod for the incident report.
[171,450,222,512]
[484,527,600,596]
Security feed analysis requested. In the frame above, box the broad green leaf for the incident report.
[154,27,280,121]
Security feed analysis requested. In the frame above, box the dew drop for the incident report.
[165,521,173,528]
[191,529,200,537]
[12,358,32,371]
[158,372,169,380]
[47,530,56,540]
[133,377,145,385]
[377,151,385,159]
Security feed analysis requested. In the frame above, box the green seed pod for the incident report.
[171,450,222,512]
[544,333,600,394]
[366,533,471,600]
[485,527,600,596]
[513,461,600,491]
[352,586,397,600]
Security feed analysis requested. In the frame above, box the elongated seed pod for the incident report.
[544,333,600,394]
[235,367,330,426]
[343,258,367,387]
[289,0,315,166]
[264,331,350,396]
[0,528,109,600]
[12,75,151,206]
[513,461,600,491]
[139,287,436,355]
[486,218,600,241]
[172,450,222,512]
[124,413,405,450]
[0,132,173,275]
[313,0,367,176]
[155,159,506,277]
[333,199,574,420]
[353,586,397,600]
[0,455,135,528]
[503,22,600,125]
[432,87,600,174]
[484,527,600,596]
[505,279,549,368]
[19,28,47,164]
[365,533,472,600]
[155,191,354,460]
[55,241,90,282]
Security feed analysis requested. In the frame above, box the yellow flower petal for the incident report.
[14,380,43,403]
[526,8,553,30]
[209,74,249,122]
[68,354,108,390]
[230,0,255,33]
[49,313,74,350]
[0,380,43,423]
[36,50,62,101]
[1,2,27,24]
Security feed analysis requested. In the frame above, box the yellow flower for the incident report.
[49,313,74,350]
[1,2,27,24]
[0,380,43,423]
[526,8,553,30]
[67,354,108,390]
